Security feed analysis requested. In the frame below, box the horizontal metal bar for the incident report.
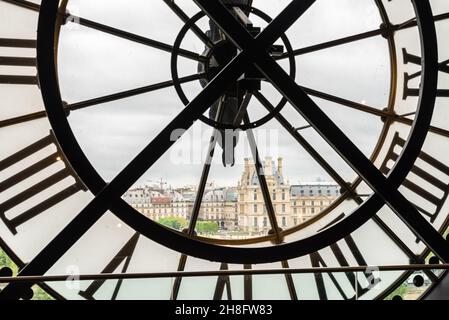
[0,264,447,283]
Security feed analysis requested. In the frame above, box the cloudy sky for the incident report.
[57,0,391,188]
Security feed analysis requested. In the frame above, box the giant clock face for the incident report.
[0,0,449,300]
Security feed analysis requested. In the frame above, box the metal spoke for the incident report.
[213,263,232,300]
[0,111,46,129]
[277,11,449,61]
[396,12,449,30]
[1,0,39,11]
[232,93,253,126]
[300,85,389,118]
[281,260,298,300]
[171,97,226,300]
[189,98,226,236]
[67,73,205,111]
[293,86,449,138]
[244,111,298,300]
[254,92,354,195]
[394,117,449,139]
[162,0,214,48]
[243,113,281,243]
[171,254,187,300]
[299,87,449,138]
[0,73,204,129]
[276,28,384,60]
[67,15,203,62]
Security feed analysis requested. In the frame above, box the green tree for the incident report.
[157,216,188,231]
[196,221,219,234]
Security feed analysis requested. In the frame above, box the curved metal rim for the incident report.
[38,1,399,249]
[37,0,438,264]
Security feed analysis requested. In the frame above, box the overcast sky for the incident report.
[57,0,391,188]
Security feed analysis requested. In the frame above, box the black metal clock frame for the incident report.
[0,0,446,300]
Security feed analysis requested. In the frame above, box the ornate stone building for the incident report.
[123,188,192,221]
[199,188,239,230]
[123,157,340,234]
[290,183,340,223]
[237,157,340,232]
[237,157,291,232]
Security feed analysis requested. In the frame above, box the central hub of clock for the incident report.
[201,40,237,82]
[198,39,243,166]
[194,6,286,167]
[170,6,294,135]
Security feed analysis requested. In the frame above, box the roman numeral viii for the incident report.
[402,48,449,99]
[0,132,87,234]
[79,233,140,300]
[0,38,38,85]
[310,235,378,300]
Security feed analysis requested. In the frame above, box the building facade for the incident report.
[237,157,340,233]
[123,157,340,234]
[237,157,291,232]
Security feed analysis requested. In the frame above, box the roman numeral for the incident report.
[172,260,234,300]
[213,263,233,300]
[0,132,86,234]
[380,132,449,223]
[310,235,376,300]
[172,260,295,300]
[0,38,38,85]
[402,48,449,99]
[79,233,140,300]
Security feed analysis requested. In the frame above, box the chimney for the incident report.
[244,158,250,173]
[278,157,283,176]
[265,156,273,176]
[243,158,250,184]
